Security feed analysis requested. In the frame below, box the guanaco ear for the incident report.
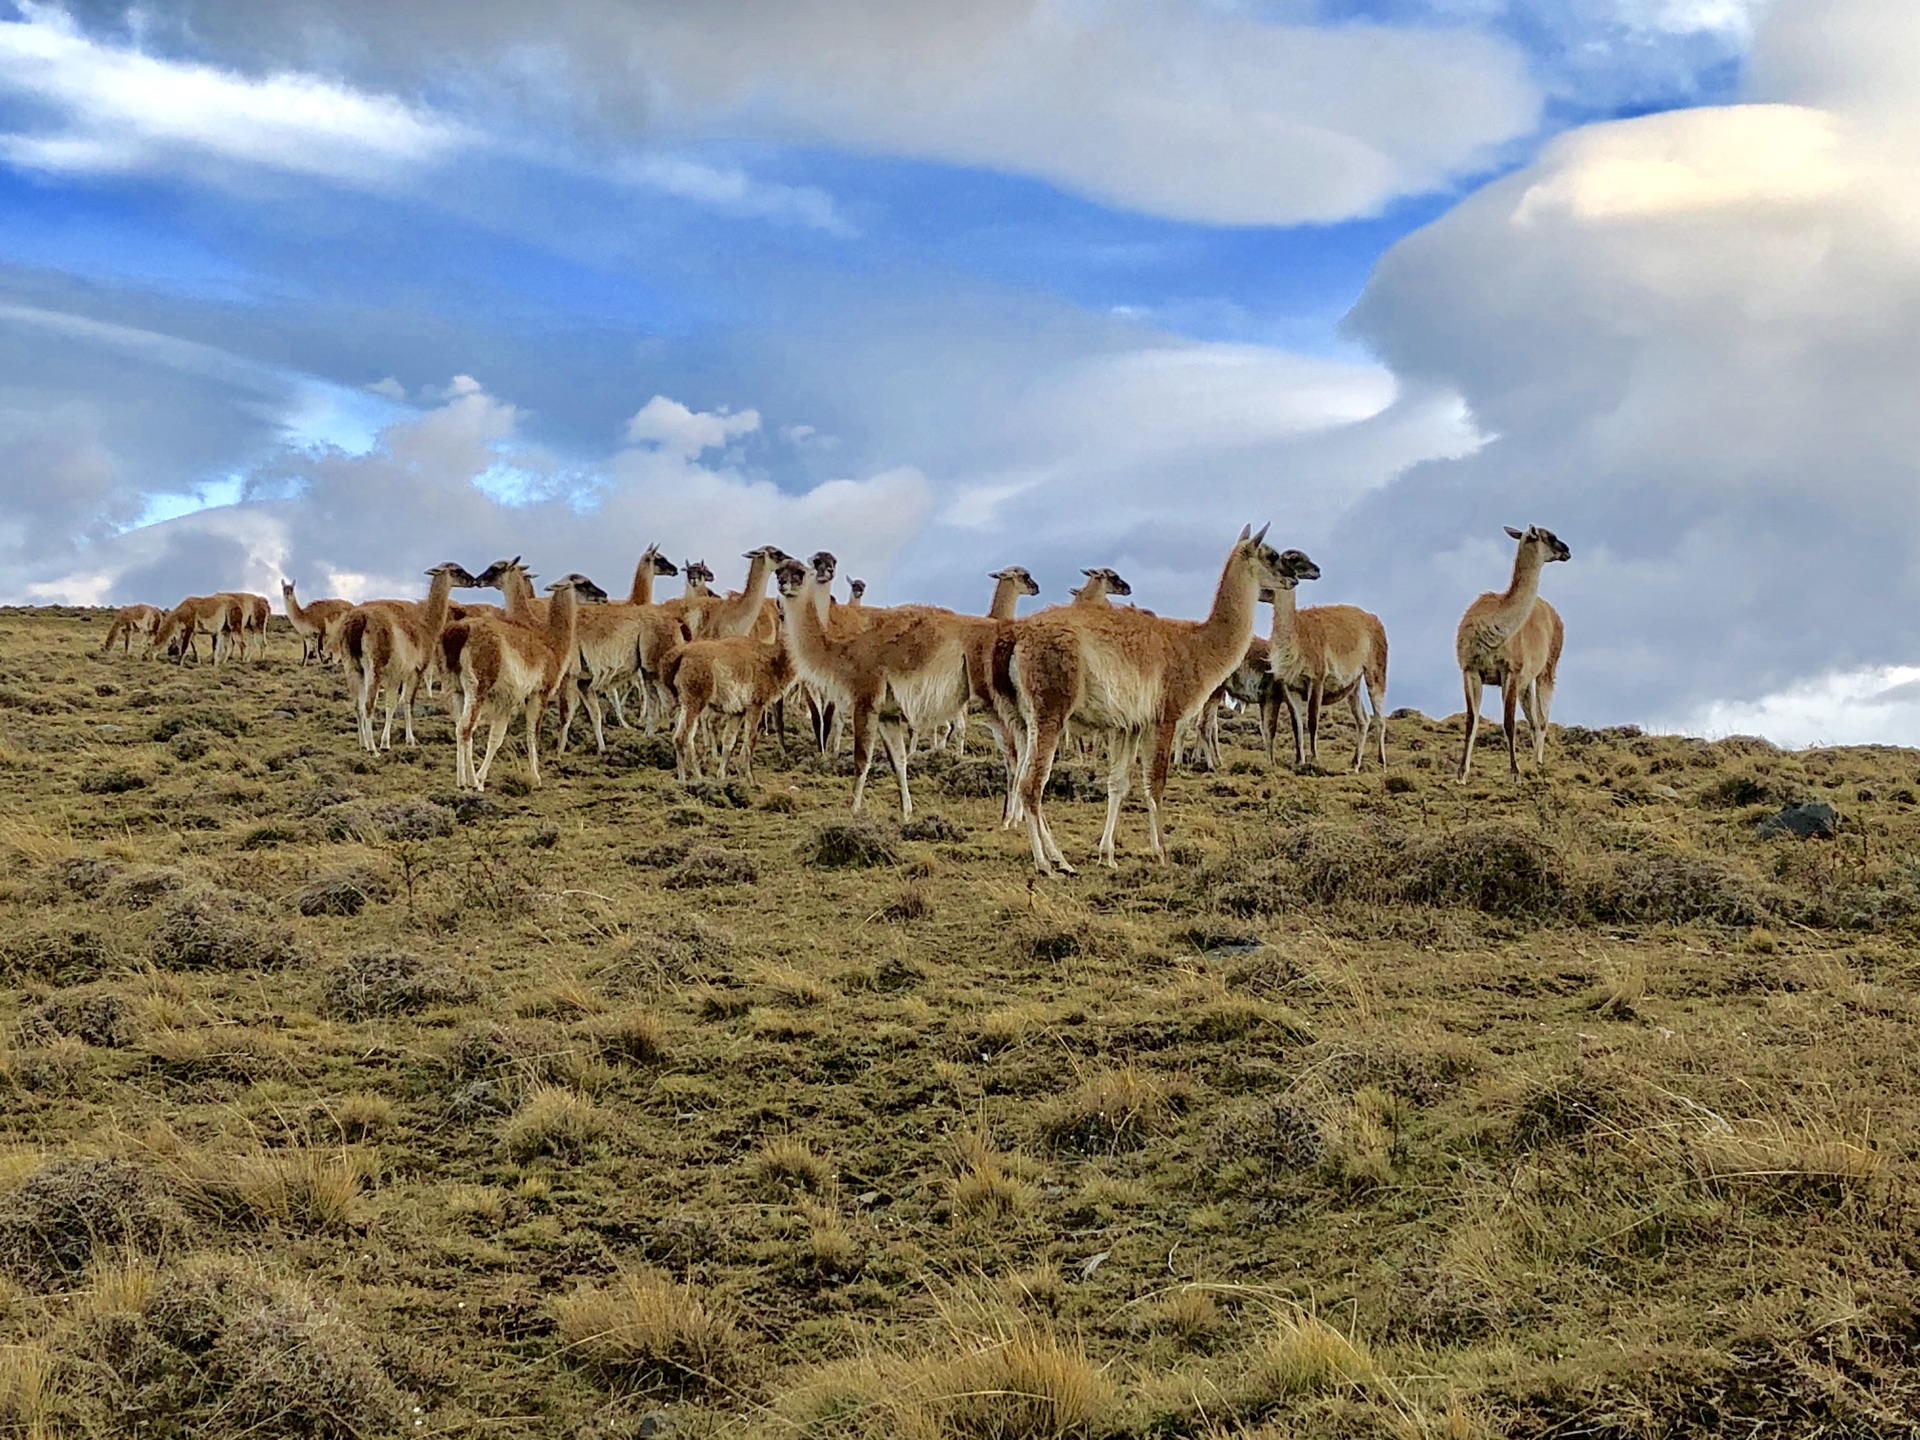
[1238,524,1252,541]
[1251,523,1270,546]
[1504,526,1525,540]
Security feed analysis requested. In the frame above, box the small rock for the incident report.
[95,724,123,736]
[1757,801,1840,840]
[271,709,298,721]
[1651,784,1680,800]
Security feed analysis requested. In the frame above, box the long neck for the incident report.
[812,583,832,626]
[740,555,770,604]
[420,571,453,634]
[503,569,536,623]
[282,587,304,624]
[546,586,578,650]
[987,576,1021,620]
[782,576,834,678]
[1197,547,1260,672]
[1490,542,1546,633]
[628,556,657,606]
[1267,583,1298,652]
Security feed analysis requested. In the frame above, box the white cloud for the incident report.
[624,396,761,458]
[1674,665,1920,749]
[618,155,853,235]
[1337,0,1920,731]
[13,377,930,608]
[0,7,471,184]
[88,0,1542,225]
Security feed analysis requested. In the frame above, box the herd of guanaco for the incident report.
[101,524,1569,874]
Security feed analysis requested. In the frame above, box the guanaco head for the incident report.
[641,545,679,578]
[848,579,866,601]
[989,566,1041,597]
[808,551,838,584]
[774,558,811,601]
[425,561,476,585]
[545,572,609,602]
[1504,525,1571,563]
[472,555,527,589]
[1236,523,1302,596]
[683,560,714,590]
[742,545,791,566]
[1085,566,1133,597]
[280,579,295,596]
[1262,549,1321,594]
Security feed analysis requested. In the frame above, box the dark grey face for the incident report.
[547,573,609,602]
[1098,568,1132,597]
[775,559,810,598]
[684,560,713,586]
[648,551,679,577]
[743,545,792,565]
[473,556,525,588]
[1538,527,1571,563]
[849,580,866,597]
[1278,549,1320,585]
[809,550,838,583]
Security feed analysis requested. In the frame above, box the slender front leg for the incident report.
[1098,729,1134,868]
[1456,673,1483,782]
[1502,680,1520,780]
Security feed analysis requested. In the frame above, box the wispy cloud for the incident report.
[618,154,855,235]
[0,6,473,184]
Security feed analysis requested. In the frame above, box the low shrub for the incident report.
[801,818,899,869]
[150,893,305,971]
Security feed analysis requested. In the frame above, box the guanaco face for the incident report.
[1505,525,1571,565]
[989,566,1042,599]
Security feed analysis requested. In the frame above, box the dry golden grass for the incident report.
[549,1269,744,1390]
[501,1085,607,1162]
[7,608,1920,1436]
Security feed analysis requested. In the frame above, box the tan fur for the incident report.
[154,594,242,665]
[657,561,714,637]
[1455,526,1571,781]
[697,548,787,640]
[213,592,271,661]
[1268,575,1389,773]
[340,566,461,752]
[557,548,682,752]
[281,582,352,664]
[441,577,588,791]
[102,604,163,656]
[659,626,796,784]
[1001,526,1294,874]
[780,558,986,818]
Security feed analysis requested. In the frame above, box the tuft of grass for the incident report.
[665,846,760,888]
[1690,1121,1885,1207]
[1239,1307,1382,1406]
[163,1146,371,1232]
[150,892,304,972]
[0,1156,186,1288]
[801,818,899,869]
[322,947,480,1020]
[949,1134,1041,1222]
[750,961,836,1009]
[550,1270,744,1390]
[585,1005,667,1065]
[754,1136,832,1196]
[502,1086,607,1162]
[331,1092,396,1141]
[1141,1287,1224,1349]
[1037,1067,1174,1154]
[0,1341,53,1438]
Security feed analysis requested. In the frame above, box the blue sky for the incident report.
[4,0,1918,742]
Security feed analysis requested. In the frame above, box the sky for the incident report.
[1,0,1916,745]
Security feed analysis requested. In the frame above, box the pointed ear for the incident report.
[1238,524,1252,541]
[1504,526,1525,540]
[1251,522,1270,546]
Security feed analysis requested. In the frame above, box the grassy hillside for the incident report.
[3,605,1918,1439]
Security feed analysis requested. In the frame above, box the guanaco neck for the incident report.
[628,554,660,606]
[1487,540,1547,637]
[1195,545,1262,677]
[714,556,773,637]
[419,570,455,635]
[501,567,537,623]
[1267,581,1299,660]
[782,573,839,682]
[543,586,582,687]
[282,586,307,626]
[987,575,1022,620]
